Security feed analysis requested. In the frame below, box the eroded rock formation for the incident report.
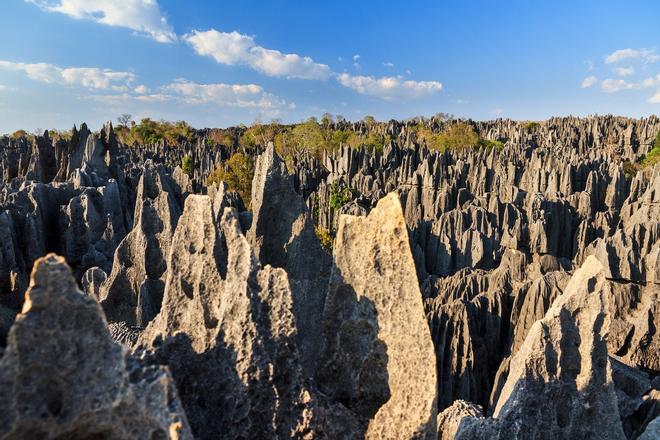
[0,254,191,439]
[0,116,657,439]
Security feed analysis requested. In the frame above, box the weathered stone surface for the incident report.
[100,161,182,327]
[451,256,626,439]
[0,116,657,439]
[81,266,106,299]
[316,193,437,439]
[140,195,326,439]
[0,254,191,439]
[437,400,482,440]
[248,143,332,375]
[639,417,660,440]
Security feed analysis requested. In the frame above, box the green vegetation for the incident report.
[206,152,255,205]
[206,129,235,147]
[622,161,640,178]
[640,132,660,167]
[11,130,28,139]
[523,121,540,132]
[415,121,505,153]
[47,129,73,142]
[239,120,280,152]
[181,155,194,177]
[417,122,479,151]
[115,118,195,145]
[479,138,505,152]
[271,117,390,168]
[315,226,333,251]
[329,182,352,210]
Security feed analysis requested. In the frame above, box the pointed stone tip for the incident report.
[24,253,74,313]
[29,253,69,283]
[375,192,403,211]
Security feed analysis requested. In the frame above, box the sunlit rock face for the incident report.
[0,116,658,439]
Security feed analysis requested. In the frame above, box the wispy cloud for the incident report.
[353,54,361,61]
[0,60,138,91]
[164,79,292,109]
[605,48,660,64]
[613,66,635,77]
[383,62,395,68]
[601,78,634,92]
[649,90,660,103]
[600,74,660,93]
[582,48,660,103]
[336,73,442,99]
[183,29,331,80]
[581,75,598,88]
[25,0,176,43]
[87,79,293,113]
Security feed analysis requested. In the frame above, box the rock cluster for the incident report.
[0,116,658,439]
[0,254,191,439]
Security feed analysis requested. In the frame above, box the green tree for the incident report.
[523,121,540,132]
[321,112,334,128]
[206,153,255,205]
[363,115,376,127]
[329,182,352,210]
[315,226,333,251]
[182,155,194,177]
[641,131,660,167]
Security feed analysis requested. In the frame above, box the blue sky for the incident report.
[0,0,658,133]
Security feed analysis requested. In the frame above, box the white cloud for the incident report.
[613,66,635,77]
[581,75,598,88]
[26,0,175,42]
[85,92,170,104]
[353,54,360,61]
[164,79,292,110]
[183,29,331,80]
[383,62,394,68]
[492,108,504,116]
[605,48,660,64]
[0,60,136,90]
[86,79,293,113]
[134,84,149,94]
[336,73,442,99]
[640,74,660,88]
[600,75,660,94]
[649,90,660,103]
[601,78,634,92]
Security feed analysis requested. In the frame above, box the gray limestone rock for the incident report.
[139,195,327,439]
[316,193,438,439]
[100,161,182,327]
[248,143,332,376]
[0,254,192,439]
[452,256,627,439]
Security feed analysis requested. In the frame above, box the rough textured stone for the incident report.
[140,195,325,439]
[247,143,332,376]
[100,161,182,327]
[452,256,627,439]
[0,254,191,439]
[316,193,437,439]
